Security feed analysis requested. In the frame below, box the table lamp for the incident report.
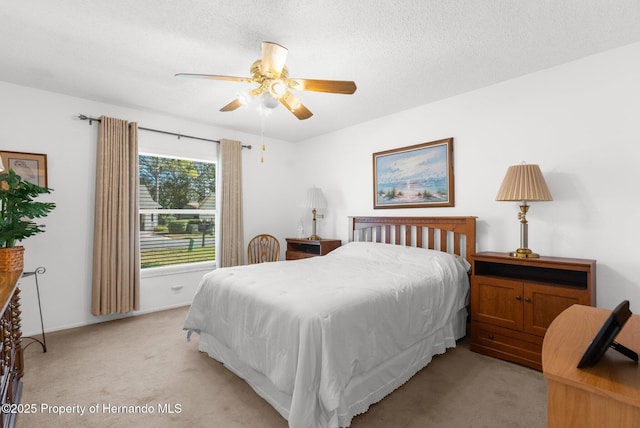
[496,163,552,258]
[304,187,327,240]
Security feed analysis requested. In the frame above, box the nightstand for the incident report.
[469,251,596,371]
[285,238,341,260]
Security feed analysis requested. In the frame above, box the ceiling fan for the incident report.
[175,41,357,120]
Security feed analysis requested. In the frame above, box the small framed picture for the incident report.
[0,151,48,187]
[373,138,454,209]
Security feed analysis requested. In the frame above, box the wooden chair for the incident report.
[247,234,280,264]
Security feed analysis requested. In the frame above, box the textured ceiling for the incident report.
[2,1,640,142]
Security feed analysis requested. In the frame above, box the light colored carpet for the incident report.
[20,306,546,428]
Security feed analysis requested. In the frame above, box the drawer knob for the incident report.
[525,297,531,303]
[515,295,522,301]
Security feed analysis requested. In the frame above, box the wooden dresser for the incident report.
[470,252,596,370]
[285,238,341,260]
[543,304,640,427]
[0,272,24,428]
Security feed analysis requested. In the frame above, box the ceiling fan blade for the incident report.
[261,41,288,77]
[175,73,252,83]
[291,103,313,120]
[279,93,313,120]
[287,78,357,94]
[220,97,245,112]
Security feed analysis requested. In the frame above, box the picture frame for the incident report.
[0,150,48,187]
[373,138,454,209]
[577,300,638,368]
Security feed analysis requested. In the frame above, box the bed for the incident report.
[184,216,476,428]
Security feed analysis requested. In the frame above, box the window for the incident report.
[139,154,215,269]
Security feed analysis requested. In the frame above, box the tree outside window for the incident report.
[139,154,215,269]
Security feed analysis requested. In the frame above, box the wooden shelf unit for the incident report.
[470,252,596,371]
[285,238,341,260]
[0,272,24,428]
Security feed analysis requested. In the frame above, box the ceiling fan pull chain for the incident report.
[260,115,266,163]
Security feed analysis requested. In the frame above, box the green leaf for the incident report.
[0,169,56,248]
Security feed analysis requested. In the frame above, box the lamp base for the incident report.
[509,248,540,258]
[308,235,321,241]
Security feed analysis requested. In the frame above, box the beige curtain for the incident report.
[217,138,245,267]
[92,116,140,315]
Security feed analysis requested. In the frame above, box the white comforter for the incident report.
[184,242,470,428]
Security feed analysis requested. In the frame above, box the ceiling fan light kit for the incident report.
[176,41,357,120]
[261,93,279,109]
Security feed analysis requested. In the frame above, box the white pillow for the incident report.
[331,241,471,272]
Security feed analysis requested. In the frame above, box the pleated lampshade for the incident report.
[305,187,328,209]
[496,164,553,202]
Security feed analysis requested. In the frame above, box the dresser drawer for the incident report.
[285,251,315,260]
[470,321,543,370]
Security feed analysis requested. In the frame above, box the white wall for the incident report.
[0,81,297,335]
[294,41,640,312]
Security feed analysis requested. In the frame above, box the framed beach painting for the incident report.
[0,150,48,187]
[373,138,454,209]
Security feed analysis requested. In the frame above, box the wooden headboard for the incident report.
[348,216,477,264]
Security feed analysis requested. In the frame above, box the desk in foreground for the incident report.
[542,304,640,427]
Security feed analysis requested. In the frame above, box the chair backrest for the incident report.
[247,234,280,264]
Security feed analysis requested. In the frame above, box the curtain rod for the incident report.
[77,114,252,149]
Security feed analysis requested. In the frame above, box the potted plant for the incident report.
[0,169,55,287]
